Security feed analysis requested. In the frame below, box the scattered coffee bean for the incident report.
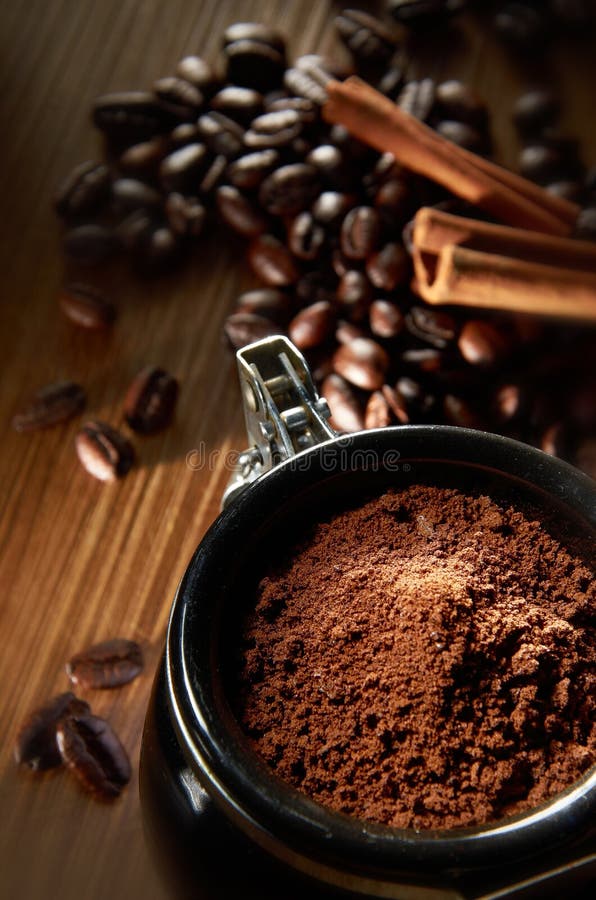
[57,713,131,800]
[119,136,170,175]
[134,225,182,273]
[443,392,482,428]
[235,288,292,321]
[364,390,393,428]
[248,234,299,286]
[336,270,373,321]
[59,284,116,330]
[222,22,286,55]
[388,0,467,26]
[333,337,390,391]
[159,143,209,192]
[366,242,409,291]
[312,191,355,228]
[93,91,178,145]
[436,120,487,153]
[227,149,280,190]
[224,312,281,349]
[154,76,204,120]
[336,319,367,345]
[216,185,268,237]
[369,299,405,338]
[457,320,511,366]
[224,39,286,92]
[176,56,219,94]
[493,383,525,423]
[397,78,436,123]
[75,420,135,482]
[12,381,86,432]
[519,144,567,184]
[54,161,111,220]
[211,86,263,125]
[340,206,381,260]
[288,212,325,260]
[245,109,304,149]
[124,367,179,434]
[382,383,410,423]
[288,301,335,350]
[513,89,559,135]
[15,693,90,771]
[259,163,320,216]
[406,306,458,348]
[321,374,365,432]
[334,9,398,68]
[165,193,206,236]
[435,80,487,127]
[66,638,144,689]
[63,224,117,265]
[540,421,570,458]
[197,111,245,158]
[283,66,328,106]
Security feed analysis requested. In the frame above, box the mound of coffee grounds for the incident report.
[233,485,595,830]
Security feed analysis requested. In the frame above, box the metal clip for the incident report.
[222,336,336,508]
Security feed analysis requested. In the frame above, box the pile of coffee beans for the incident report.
[15,638,143,800]
[50,7,595,476]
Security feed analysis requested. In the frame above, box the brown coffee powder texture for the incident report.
[233,485,595,830]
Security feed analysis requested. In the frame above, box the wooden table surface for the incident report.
[0,2,594,898]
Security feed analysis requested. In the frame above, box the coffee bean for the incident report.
[340,206,381,260]
[545,180,584,203]
[435,80,488,128]
[176,56,219,94]
[259,163,320,216]
[495,4,551,49]
[60,284,116,330]
[197,112,245,158]
[227,149,280,190]
[312,191,355,229]
[63,224,117,265]
[154,75,203,117]
[159,143,209,193]
[124,366,179,434]
[436,120,487,154]
[575,207,596,241]
[211,86,263,125]
[306,145,350,191]
[235,288,292,322]
[199,154,228,196]
[266,95,318,123]
[224,39,286,92]
[119,136,170,176]
[336,270,373,321]
[288,212,325,260]
[224,312,280,349]
[369,299,405,338]
[382,384,410,423]
[283,66,328,106]
[15,693,90,771]
[75,420,135,481]
[397,78,436,122]
[334,10,398,68]
[321,374,365,432]
[216,185,268,237]
[363,153,401,195]
[336,320,367,345]
[115,209,155,250]
[54,161,111,220]
[443,393,482,428]
[458,320,510,366]
[93,91,177,145]
[519,144,567,183]
[395,376,435,417]
[288,301,335,350]
[401,347,444,372]
[134,226,183,273]
[244,109,304,149]
[406,306,458,348]
[540,421,570,458]
[111,178,163,214]
[388,0,467,26]
[12,381,86,432]
[365,391,393,429]
[377,59,408,99]
[165,193,206,237]
[57,713,131,800]
[66,638,144,689]
[492,383,525,423]
[366,243,409,291]
[170,122,202,147]
[295,270,338,307]
[248,234,299,286]
[513,89,559,135]
[222,22,286,55]
[375,178,411,225]
[333,337,390,390]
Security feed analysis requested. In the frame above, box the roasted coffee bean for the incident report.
[111,178,163,214]
[222,22,286,54]
[124,366,179,434]
[227,149,280,190]
[493,383,525,423]
[377,59,408,99]
[575,207,596,241]
[519,144,567,183]
[436,120,487,154]
[57,713,131,800]
[513,89,559,135]
[170,122,202,147]
[363,153,401,195]
[197,112,244,159]
[312,191,355,229]
[15,693,90,771]
[340,206,381,260]
[333,337,390,391]
[458,320,510,366]
[375,178,411,225]
[266,95,318,122]
[540,422,570,458]
[224,39,286,92]
[443,393,482,428]
[331,248,354,279]
[321,374,365,432]
[295,270,338,307]
[159,143,209,192]
[216,185,268,237]
[336,270,373,321]
[75,420,135,481]
[211,86,263,125]
[165,193,206,237]
[388,0,467,26]
[259,163,319,216]
[199,154,228,196]
[288,301,335,350]
[93,91,177,144]
[401,347,444,372]
[154,76,204,121]
[435,80,488,128]
[288,212,325,261]
[12,381,87,431]
[382,384,410,423]
[336,320,367,345]
[176,56,219,94]
[248,234,299,286]
[365,391,393,429]
[244,109,304,149]
[366,243,409,291]
[545,180,584,203]
[395,376,435,417]
[494,3,551,49]
[406,306,458,348]
[306,145,350,190]
[134,226,182,273]
[119,136,170,175]
[224,312,280,349]
[397,78,436,123]
[60,284,116,330]
[369,299,405,338]
[235,288,292,321]
[63,224,117,265]
[66,638,144,689]
[54,161,111,220]
[283,66,328,106]
[334,9,398,68]
[115,209,155,250]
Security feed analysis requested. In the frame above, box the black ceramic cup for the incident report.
[140,340,595,900]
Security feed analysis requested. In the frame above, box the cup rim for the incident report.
[167,425,596,882]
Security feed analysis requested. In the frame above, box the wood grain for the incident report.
[0,3,594,899]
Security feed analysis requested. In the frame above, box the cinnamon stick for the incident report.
[323,77,579,237]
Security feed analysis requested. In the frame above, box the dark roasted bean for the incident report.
[197,112,244,158]
[66,639,144,689]
[397,78,436,122]
[321,374,365,432]
[545,180,584,203]
[443,393,482,428]
[176,56,219,94]
[366,243,409,291]
[248,234,299,286]
[266,96,318,124]
[15,693,90,771]
[235,288,292,321]
[75,420,135,481]
[60,284,116,330]
[377,59,408,99]
[458,320,510,366]
[283,66,328,106]
[216,185,268,237]
[119,136,170,175]
[312,191,355,228]
[199,154,227,196]
[54,161,111,220]
[540,422,570,458]
[334,9,398,68]
[336,320,367,345]
[134,226,182,273]
[406,306,458,348]
[396,376,435,417]
[159,143,209,193]
[436,120,487,153]
[336,270,373,321]
[288,301,335,350]
[331,248,353,278]
[227,149,279,190]
[575,207,596,241]
[306,145,350,190]
[513,89,559,135]
[259,163,319,216]
[57,713,131,800]
[222,22,286,54]
[382,384,410,423]
[224,39,286,92]
[375,178,411,225]
[93,91,177,144]
[111,178,163,213]
[492,383,525,423]
[124,366,179,434]
[63,224,117,265]
[211,86,263,125]
[244,109,303,149]
[401,347,444,372]
[365,390,393,429]
[435,80,488,127]
[154,76,204,120]
[295,271,337,307]
[388,0,467,26]
[170,122,202,147]
[333,337,390,390]
[224,312,280,349]
[115,209,155,250]
[519,144,567,183]
[288,212,325,260]
[340,206,381,260]
[369,299,405,338]
[165,193,206,237]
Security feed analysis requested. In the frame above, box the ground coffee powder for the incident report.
[233,485,595,830]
